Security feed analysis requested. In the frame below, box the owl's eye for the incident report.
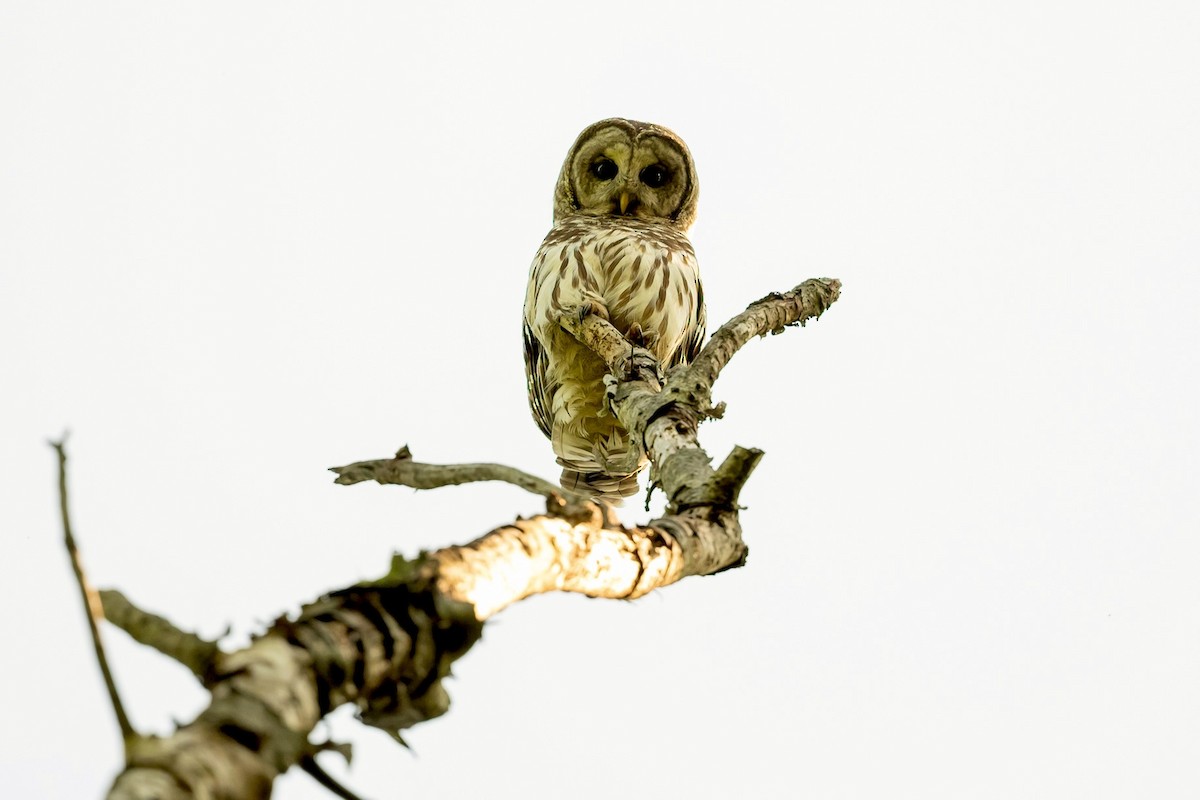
[591,159,618,181]
[639,164,670,188]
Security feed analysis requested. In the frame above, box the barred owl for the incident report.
[523,118,706,501]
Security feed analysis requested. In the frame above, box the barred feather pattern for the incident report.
[523,214,706,501]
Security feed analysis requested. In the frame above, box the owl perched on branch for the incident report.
[523,118,706,501]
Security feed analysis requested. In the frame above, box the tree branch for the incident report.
[51,435,135,744]
[559,277,841,511]
[93,278,841,799]
[331,444,584,504]
[689,277,842,392]
[99,589,222,682]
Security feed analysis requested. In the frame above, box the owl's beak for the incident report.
[618,191,633,215]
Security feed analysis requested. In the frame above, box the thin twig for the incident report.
[299,756,368,800]
[50,434,134,742]
[330,445,590,506]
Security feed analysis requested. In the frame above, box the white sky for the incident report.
[2,2,1197,798]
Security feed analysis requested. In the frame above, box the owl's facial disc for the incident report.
[558,119,697,228]
[580,148,662,219]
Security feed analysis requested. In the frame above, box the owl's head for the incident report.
[553,118,698,230]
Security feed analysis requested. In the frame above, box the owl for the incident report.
[523,118,706,501]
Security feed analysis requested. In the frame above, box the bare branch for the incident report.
[707,445,766,508]
[298,756,368,800]
[100,589,221,681]
[690,277,842,391]
[107,570,484,799]
[50,435,135,743]
[587,278,841,512]
[110,637,305,799]
[420,510,687,619]
[331,445,585,504]
[96,278,842,798]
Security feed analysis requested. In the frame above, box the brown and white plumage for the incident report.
[523,118,706,501]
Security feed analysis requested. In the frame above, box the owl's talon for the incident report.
[576,301,610,324]
[625,323,647,348]
[612,346,663,384]
[627,325,659,350]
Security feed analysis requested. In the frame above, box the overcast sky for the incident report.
[3,2,1197,798]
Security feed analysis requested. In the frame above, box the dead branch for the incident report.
[99,589,221,681]
[51,435,134,744]
[87,278,841,799]
[331,444,581,503]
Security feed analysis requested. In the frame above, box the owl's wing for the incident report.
[679,278,707,366]
[523,320,553,439]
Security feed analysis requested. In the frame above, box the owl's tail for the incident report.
[559,466,641,504]
[552,415,645,503]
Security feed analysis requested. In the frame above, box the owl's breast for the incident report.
[585,221,700,361]
[525,216,703,367]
